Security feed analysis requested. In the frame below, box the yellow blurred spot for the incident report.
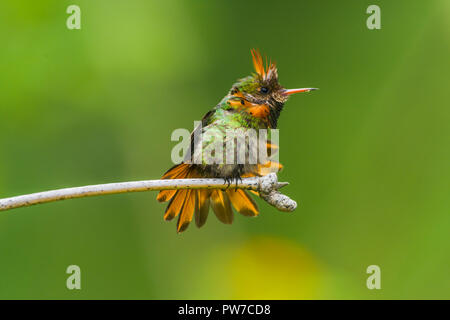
[228,236,322,299]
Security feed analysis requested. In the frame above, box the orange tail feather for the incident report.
[210,190,233,224]
[176,189,196,233]
[195,190,211,228]
[164,189,187,221]
[157,164,191,202]
[226,189,259,217]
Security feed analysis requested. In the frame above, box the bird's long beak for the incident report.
[283,88,318,95]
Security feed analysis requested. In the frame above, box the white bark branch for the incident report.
[0,173,297,212]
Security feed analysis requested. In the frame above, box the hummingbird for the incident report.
[157,49,317,232]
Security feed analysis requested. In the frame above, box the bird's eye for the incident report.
[260,86,269,94]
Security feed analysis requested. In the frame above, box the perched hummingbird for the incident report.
[157,49,316,232]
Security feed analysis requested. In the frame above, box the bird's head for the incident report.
[227,49,317,127]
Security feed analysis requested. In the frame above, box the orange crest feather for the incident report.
[251,49,276,80]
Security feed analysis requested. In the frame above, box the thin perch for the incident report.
[0,173,297,212]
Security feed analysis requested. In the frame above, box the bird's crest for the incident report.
[251,49,277,81]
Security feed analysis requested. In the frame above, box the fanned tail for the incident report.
[156,164,261,233]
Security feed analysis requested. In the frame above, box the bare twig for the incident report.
[0,173,297,212]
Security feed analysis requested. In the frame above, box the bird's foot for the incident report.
[223,177,232,189]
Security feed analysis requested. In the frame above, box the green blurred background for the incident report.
[0,0,449,299]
